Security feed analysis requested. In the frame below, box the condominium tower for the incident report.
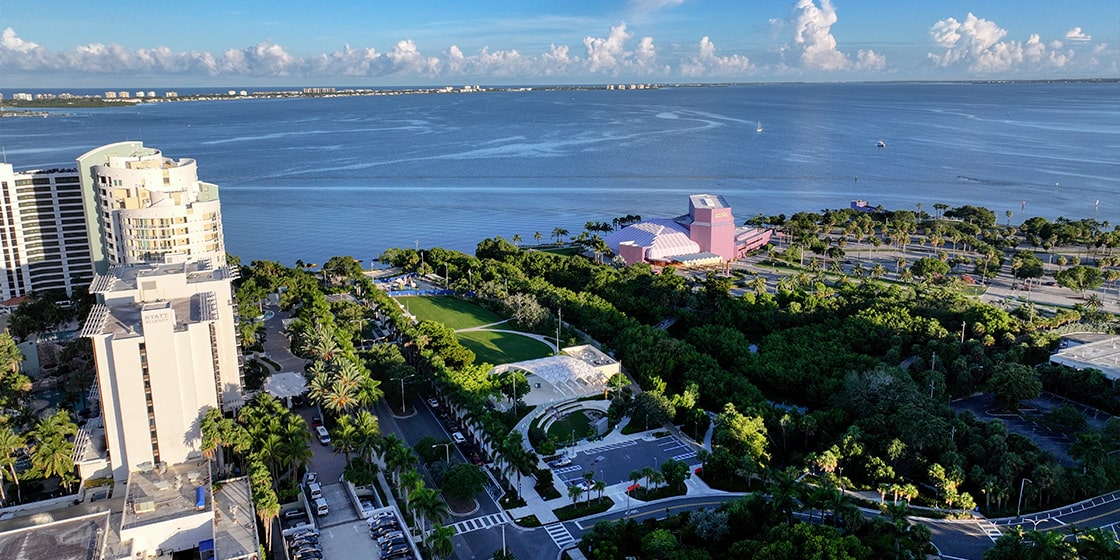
[0,164,95,301]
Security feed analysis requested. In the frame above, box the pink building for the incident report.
[604,194,772,266]
[686,194,737,261]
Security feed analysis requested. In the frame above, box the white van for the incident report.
[306,482,323,500]
[314,497,329,516]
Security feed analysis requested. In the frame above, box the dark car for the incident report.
[292,552,323,560]
[286,529,319,541]
[288,536,318,549]
[283,509,308,520]
[382,543,411,557]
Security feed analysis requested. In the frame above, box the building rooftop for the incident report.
[211,478,258,560]
[82,261,232,338]
[689,193,730,210]
[0,510,111,560]
[1050,335,1120,382]
[122,458,211,531]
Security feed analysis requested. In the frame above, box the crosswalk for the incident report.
[976,518,1004,542]
[544,522,575,548]
[580,440,637,455]
[672,450,697,462]
[451,513,509,536]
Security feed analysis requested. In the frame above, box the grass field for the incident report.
[401,296,505,329]
[547,410,596,442]
[457,330,553,365]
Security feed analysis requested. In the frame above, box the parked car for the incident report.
[382,543,411,557]
[427,397,440,408]
[315,425,331,445]
[291,551,323,560]
[286,528,319,541]
[306,482,323,500]
[291,546,322,558]
[551,456,571,467]
[288,539,318,550]
[451,431,466,444]
[376,531,405,544]
[302,471,318,486]
[359,499,374,511]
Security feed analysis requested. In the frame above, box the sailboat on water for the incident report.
[756,120,763,133]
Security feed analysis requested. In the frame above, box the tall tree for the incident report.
[426,523,456,559]
[0,426,26,503]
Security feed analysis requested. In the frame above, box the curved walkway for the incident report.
[455,319,559,353]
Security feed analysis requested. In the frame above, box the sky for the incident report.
[1,0,1117,87]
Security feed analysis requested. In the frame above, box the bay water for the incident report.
[2,82,1117,264]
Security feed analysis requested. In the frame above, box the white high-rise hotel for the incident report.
[75,142,243,482]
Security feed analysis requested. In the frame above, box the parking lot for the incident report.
[552,434,700,488]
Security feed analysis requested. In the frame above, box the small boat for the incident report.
[756,121,763,133]
[877,140,886,148]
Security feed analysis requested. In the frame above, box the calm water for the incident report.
[2,83,1117,264]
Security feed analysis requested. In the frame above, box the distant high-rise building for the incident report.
[0,164,95,301]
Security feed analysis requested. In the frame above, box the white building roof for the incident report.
[604,219,699,261]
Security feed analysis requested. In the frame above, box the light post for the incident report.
[434,442,453,464]
[1017,478,1033,517]
[399,374,417,414]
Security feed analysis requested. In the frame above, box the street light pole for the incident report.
[1017,477,1033,517]
[400,374,416,414]
[435,442,453,463]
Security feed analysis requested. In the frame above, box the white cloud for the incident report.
[927,13,1078,72]
[580,23,661,75]
[779,0,884,72]
[680,36,752,77]
[1065,27,1091,42]
[2,27,38,53]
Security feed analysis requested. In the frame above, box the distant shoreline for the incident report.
[2,78,1117,110]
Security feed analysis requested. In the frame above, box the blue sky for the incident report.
[1,1,1117,87]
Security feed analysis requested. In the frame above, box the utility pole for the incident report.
[556,307,562,355]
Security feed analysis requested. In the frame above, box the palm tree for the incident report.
[0,333,24,378]
[426,523,456,559]
[1024,529,1077,559]
[280,418,312,484]
[351,410,381,462]
[533,231,543,246]
[400,468,423,512]
[380,435,417,490]
[767,467,803,525]
[512,234,522,248]
[30,433,75,491]
[334,415,359,465]
[568,484,584,505]
[593,480,607,501]
[0,426,26,503]
[551,227,569,244]
[254,486,280,546]
[410,486,449,537]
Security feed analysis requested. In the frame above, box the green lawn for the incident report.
[457,330,552,365]
[401,296,505,329]
[547,410,596,442]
